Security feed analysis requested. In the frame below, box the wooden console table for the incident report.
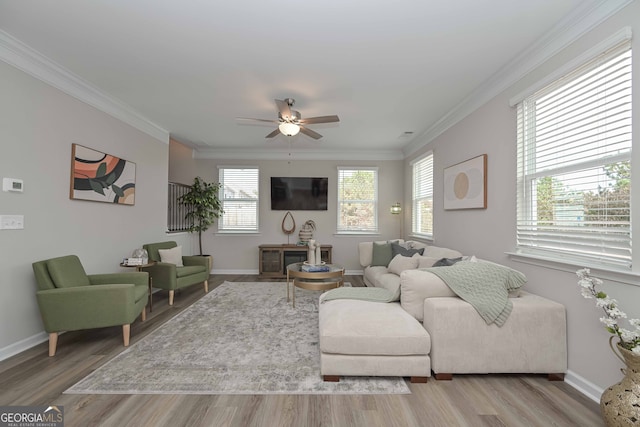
[259,244,332,278]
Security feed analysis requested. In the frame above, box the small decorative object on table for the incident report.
[576,268,640,426]
[298,220,316,244]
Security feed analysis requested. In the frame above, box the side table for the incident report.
[120,262,155,312]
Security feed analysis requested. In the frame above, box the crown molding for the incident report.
[195,147,404,161]
[402,0,633,158]
[0,30,169,144]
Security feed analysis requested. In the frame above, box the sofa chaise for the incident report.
[318,240,567,381]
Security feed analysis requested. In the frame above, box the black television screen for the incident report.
[271,177,328,210]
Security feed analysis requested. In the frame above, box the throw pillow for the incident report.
[371,242,393,267]
[387,254,419,275]
[158,245,184,267]
[432,257,463,267]
[391,242,425,258]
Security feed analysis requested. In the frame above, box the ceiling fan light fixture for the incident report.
[279,122,300,136]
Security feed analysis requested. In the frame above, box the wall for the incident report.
[405,1,640,397]
[0,61,178,358]
[168,141,404,273]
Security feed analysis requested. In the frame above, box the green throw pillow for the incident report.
[371,242,393,267]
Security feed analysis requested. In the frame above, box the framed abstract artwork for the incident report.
[443,154,487,210]
[70,144,136,205]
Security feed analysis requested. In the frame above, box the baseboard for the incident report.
[0,331,48,362]
[212,269,260,275]
[565,369,604,403]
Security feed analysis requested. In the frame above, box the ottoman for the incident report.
[318,296,431,383]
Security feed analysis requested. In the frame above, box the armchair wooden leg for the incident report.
[48,332,58,357]
[169,290,175,306]
[141,307,146,322]
[204,280,209,293]
[123,324,130,347]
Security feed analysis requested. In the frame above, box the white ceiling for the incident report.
[0,0,616,159]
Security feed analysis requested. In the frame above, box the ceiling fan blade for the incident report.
[299,126,322,140]
[275,99,292,119]
[236,117,279,123]
[298,115,340,125]
[265,128,281,138]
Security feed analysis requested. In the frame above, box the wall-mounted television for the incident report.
[271,177,328,211]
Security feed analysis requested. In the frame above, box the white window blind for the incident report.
[412,152,433,238]
[337,167,378,233]
[516,41,632,269]
[218,167,259,232]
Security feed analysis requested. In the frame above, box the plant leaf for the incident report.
[112,184,125,197]
[96,162,107,178]
[105,172,117,185]
[89,179,105,195]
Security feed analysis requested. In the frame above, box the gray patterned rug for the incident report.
[65,281,411,395]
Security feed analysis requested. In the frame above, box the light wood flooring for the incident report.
[0,274,603,427]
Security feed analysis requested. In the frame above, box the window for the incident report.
[218,167,259,232]
[515,41,632,270]
[337,167,378,233]
[411,152,433,238]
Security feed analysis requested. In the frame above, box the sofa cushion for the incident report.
[377,273,402,301]
[176,265,206,278]
[388,254,419,275]
[158,245,184,267]
[400,269,457,321]
[47,255,91,288]
[363,265,388,287]
[371,242,393,267]
[319,298,431,356]
[417,256,440,268]
[424,246,463,259]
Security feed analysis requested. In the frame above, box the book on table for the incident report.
[301,264,330,272]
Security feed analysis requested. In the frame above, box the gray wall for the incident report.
[0,60,187,358]
[405,1,640,396]
[169,140,404,273]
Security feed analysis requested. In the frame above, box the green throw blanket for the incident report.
[424,261,527,327]
[321,286,397,303]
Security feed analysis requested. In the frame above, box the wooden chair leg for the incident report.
[169,290,175,306]
[410,376,428,383]
[123,324,130,346]
[141,307,146,321]
[204,280,209,293]
[48,332,58,357]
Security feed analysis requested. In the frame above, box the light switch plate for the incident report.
[0,215,24,229]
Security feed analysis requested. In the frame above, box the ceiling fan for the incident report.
[237,98,339,140]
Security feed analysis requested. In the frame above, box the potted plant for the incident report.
[179,177,223,257]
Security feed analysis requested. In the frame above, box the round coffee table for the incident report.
[286,262,344,308]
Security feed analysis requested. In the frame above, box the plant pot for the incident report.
[600,339,640,426]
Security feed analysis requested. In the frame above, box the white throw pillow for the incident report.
[158,245,184,267]
[387,254,419,275]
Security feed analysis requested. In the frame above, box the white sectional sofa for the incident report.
[318,239,567,381]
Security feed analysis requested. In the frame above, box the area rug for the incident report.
[65,281,411,395]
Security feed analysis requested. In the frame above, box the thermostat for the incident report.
[3,178,24,192]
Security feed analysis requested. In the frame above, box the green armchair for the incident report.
[142,241,210,306]
[32,255,148,356]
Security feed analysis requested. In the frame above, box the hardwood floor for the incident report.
[0,275,603,427]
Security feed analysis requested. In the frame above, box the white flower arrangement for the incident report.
[577,268,640,354]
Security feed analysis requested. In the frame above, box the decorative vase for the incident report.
[298,220,316,244]
[600,337,640,426]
